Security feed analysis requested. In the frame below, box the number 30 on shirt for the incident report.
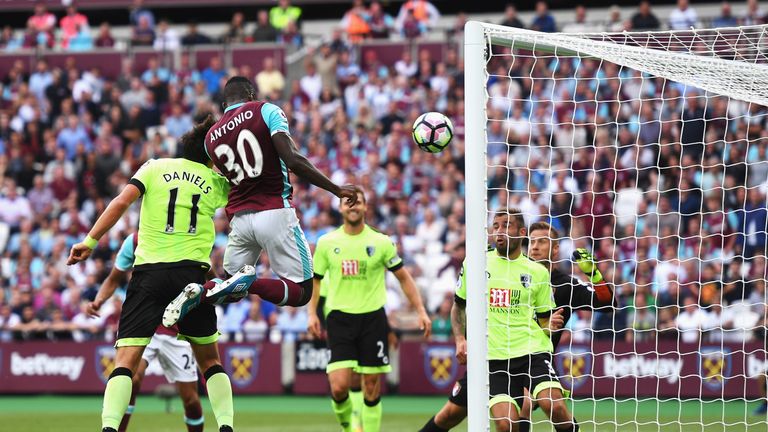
[214,129,264,185]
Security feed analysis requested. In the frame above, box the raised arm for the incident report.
[393,267,431,339]
[573,248,616,308]
[67,184,141,265]
[272,132,358,204]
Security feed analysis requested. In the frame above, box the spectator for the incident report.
[430,293,453,342]
[531,1,557,33]
[28,59,52,103]
[744,0,765,25]
[141,57,171,84]
[341,0,371,43]
[675,296,708,344]
[668,0,698,30]
[131,15,155,46]
[56,115,92,160]
[26,174,53,215]
[68,24,94,51]
[625,294,656,342]
[224,11,248,43]
[368,1,395,39]
[181,21,212,46]
[164,104,193,139]
[252,9,279,42]
[278,20,303,47]
[255,56,285,99]
[396,0,440,35]
[94,22,115,47]
[242,299,268,342]
[314,44,339,93]
[269,0,302,32]
[500,4,525,28]
[153,19,180,51]
[336,50,361,90]
[0,304,21,342]
[606,5,625,32]
[713,2,738,28]
[274,306,307,342]
[27,2,55,48]
[630,0,661,30]
[0,179,32,231]
[59,4,89,50]
[129,0,155,30]
[300,61,322,103]
[201,56,226,95]
[738,188,768,258]
[562,5,602,33]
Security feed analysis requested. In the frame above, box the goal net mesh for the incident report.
[470,23,768,431]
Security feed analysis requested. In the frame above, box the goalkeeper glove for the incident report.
[573,248,604,284]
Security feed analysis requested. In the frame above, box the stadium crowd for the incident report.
[1,0,768,350]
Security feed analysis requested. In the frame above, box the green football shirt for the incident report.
[456,250,555,360]
[129,158,230,269]
[313,225,403,314]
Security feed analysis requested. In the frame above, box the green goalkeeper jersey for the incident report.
[456,250,555,360]
[129,158,230,270]
[313,224,403,314]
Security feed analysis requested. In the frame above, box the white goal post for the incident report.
[464,20,768,431]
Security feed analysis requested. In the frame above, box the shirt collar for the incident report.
[224,102,246,113]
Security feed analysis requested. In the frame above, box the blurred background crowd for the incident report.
[1,0,767,350]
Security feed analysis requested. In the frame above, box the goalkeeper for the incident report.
[422,208,574,432]
[420,219,614,432]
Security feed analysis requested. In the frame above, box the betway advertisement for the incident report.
[554,342,768,398]
[1,341,766,397]
[0,342,282,394]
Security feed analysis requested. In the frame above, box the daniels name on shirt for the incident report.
[161,170,213,194]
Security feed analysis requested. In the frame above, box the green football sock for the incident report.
[102,368,133,430]
[332,395,353,432]
[362,397,383,432]
[205,366,234,428]
[349,387,363,430]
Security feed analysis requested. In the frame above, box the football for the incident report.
[412,112,454,153]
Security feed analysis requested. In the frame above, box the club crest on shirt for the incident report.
[225,346,259,388]
[699,347,732,391]
[424,346,458,389]
[366,245,376,257]
[520,273,532,288]
[95,345,116,384]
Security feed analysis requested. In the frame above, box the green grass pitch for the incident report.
[0,395,765,431]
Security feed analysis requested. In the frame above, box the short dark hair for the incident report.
[493,207,525,229]
[223,76,256,105]
[529,221,560,245]
[180,115,215,165]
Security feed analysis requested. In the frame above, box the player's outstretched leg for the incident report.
[162,283,203,327]
[203,265,257,304]
[240,277,312,307]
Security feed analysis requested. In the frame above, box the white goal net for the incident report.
[464,22,768,431]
